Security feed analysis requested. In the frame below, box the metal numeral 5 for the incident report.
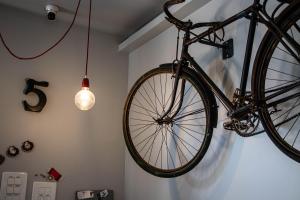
[23,79,49,112]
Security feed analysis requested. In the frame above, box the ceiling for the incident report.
[0,0,167,41]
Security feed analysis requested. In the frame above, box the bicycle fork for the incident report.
[157,62,186,124]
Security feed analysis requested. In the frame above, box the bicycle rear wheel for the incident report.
[254,4,300,162]
[123,65,213,177]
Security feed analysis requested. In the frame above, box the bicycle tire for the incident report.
[123,65,213,177]
[253,2,300,162]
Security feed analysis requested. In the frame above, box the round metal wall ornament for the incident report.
[6,146,19,157]
[0,154,5,165]
[21,141,34,152]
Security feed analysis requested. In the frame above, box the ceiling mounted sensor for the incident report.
[45,4,59,20]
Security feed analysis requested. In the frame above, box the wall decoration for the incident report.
[76,189,113,200]
[48,168,62,181]
[6,146,19,157]
[21,140,34,152]
[23,79,49,112]
[35,168,62,181]
[0,155,5,165]
[0,141,35,164]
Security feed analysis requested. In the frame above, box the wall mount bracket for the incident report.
[222,38,234,59]
[198,38,234,59]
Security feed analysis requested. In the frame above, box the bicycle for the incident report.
[123,0,300,177]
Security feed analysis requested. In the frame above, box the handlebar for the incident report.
[163,0,217,30]
[163,0,192,30]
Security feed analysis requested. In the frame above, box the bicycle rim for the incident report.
[123,66,212,177]
[257,6,300,161]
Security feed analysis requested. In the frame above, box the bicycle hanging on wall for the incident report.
[123,0,300,177]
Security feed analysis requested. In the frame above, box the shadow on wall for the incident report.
[167,55,244,200]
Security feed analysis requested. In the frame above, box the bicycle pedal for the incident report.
[223,121,235,131]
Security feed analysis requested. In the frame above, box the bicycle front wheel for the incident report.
[123,65,213,177]
[254,4,300,162]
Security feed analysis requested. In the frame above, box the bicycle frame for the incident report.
[161,0,300,120]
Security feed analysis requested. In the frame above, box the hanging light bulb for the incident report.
[75,77,95,110]
[75,0,95,111]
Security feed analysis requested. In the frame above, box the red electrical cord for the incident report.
[85,0,92,77]
[0,0,81,60]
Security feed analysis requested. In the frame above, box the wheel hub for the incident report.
[156,117,173,125]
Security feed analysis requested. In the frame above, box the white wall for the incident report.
[126,0,300,200]
[0,4,128,200]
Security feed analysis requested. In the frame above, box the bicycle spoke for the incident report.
[138,89,158,116]
[144,126,160,161]
[271,56,299,66]
[276,97,300,132]
[132,101,157,117]
[131,109,154,118]
[175,123,205,136]
[170,128,198,153]
[160,74,165,109]
[266,77,298,83]
[175,100,203,115]
[136,125,161,150]
[282,114,300,140]
[174,108,205,121]
[167,126,192,162]
[148,77,164,109]
[152,77,159,116]
[132,122,156,139]
[130,118,154,123]
[130,122,155,127]
[165,126,181,168]
[142,83,159,116]
[175,116,206,123]
[154,128,165,167]
[268,68,300,79]
[164,126,169,169]
[277,46,293,56]
[176,123,206,127]
[271,100,300,122]
[174,124,204,143]
[272,112,300,130]
[176,91,199,116]
[164,73,168,109]
[292,129,300,147]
